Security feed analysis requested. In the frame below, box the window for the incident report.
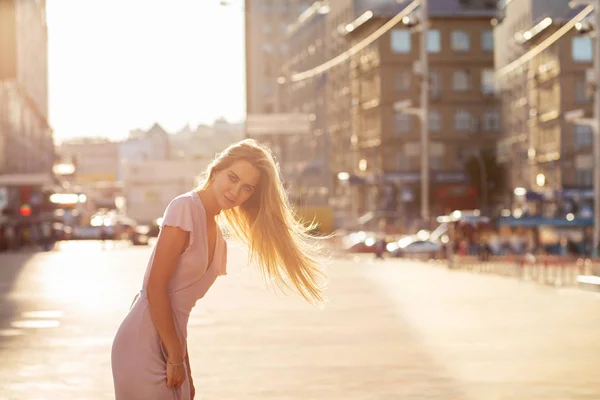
[575,125,593,148]
[394,113,412,134]
[429,110,441,131]
[576,170,593,186]
[481,30,494,52]
[429,70,441,97]
[262,43,273,53]
[391,29,411,53]
[483,110,501,131]
[398,155,410,170]
[572,37,593,61]
[451,30,470,51]
[575,79,590,104]
[428,30,441,53]
[481,69,495,94]
[395,70,411,92]
[454,110,473,131]
[453,70,470,91]
[430,155,443,170]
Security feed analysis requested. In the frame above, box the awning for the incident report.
[497,216,593,228]
[0,173,58,187]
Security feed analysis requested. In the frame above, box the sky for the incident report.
[46,0,245,143]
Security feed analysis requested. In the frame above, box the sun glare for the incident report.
[46,0,245,142]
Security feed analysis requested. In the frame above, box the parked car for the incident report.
[388,235,443,258]
[341,231,381,253]
[130,225,150,246]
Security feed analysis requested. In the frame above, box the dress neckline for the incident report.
[189,191,220,267]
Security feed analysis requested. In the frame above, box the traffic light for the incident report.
[19,203,32,217]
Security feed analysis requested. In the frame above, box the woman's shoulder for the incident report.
[164,192,199,211]
[170,191,196,204]
[161,192,199,231]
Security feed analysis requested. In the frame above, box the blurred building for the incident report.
[338,0,500,222]
[169,118,244,160]
[122,159,209,224]
[60,138,119,185]
[245,0,314,115]
[494,0,595,215]
[118,123,170,181]
[248,0,502,231]
[58,138,120,213]
[281,3,330,207]
[324,0,358,216]
[0,0,55,218]
[244,0,315,178]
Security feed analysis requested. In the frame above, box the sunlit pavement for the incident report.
[0,242,599,399]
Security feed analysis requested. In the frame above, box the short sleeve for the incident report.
[160,196,195,245]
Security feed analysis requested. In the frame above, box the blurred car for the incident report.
[388,235,443,258]
[146,217,162,238]
[341,231,382,253]
[52,222,72,241]
[130,225,150,246]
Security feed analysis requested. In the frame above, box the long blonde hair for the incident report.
[198,139,327,305]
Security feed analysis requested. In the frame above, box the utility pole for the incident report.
[420,0,430,222]
[593,0,600,257]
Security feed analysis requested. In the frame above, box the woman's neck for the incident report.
[196,188,221,219]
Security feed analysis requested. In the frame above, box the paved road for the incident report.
[0,241,599,399]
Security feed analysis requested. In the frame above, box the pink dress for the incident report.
[111,192,227,400]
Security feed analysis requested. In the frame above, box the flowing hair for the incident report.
[198,139,327,305]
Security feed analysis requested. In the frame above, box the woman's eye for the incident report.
[229,175,237,182]
[244,186,253,192]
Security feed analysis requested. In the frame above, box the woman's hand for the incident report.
[166,360,187,389]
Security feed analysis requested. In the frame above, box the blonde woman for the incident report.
[111,139,327,400]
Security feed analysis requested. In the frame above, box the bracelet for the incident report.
[167,359,185,366]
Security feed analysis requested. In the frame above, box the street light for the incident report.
[420,0,429,222]
[393,0,429,223]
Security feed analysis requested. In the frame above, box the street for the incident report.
[0,242,599,400]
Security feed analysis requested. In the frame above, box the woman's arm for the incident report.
[146,225,189,363]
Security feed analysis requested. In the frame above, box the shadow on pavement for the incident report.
[0,250,42,339]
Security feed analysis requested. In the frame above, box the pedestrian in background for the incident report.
[111,139,328,400]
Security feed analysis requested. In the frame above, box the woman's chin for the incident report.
[219,199,237,211]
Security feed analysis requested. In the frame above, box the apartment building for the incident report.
[494,0,595,215]
[280,3,330,206]
[0,0,54,216]
[344,0,500,219]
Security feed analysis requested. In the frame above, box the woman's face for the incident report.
[211,160,261,210]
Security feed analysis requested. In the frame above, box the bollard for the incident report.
[584,258,593,276]
[554,263,564,287]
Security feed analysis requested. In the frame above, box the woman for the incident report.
[111,139,327,399]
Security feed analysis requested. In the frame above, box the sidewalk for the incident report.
[186,252,600,399]
[361,257,600,400]
[1,245,599,399]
